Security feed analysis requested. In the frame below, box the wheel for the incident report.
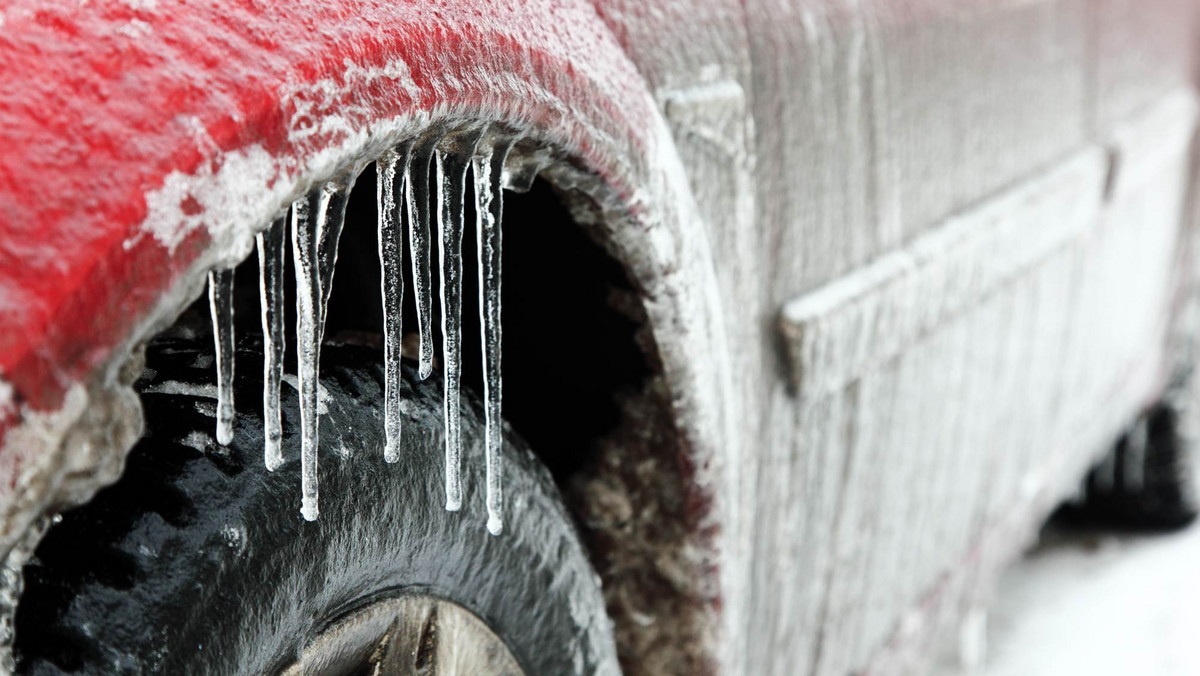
[1077,396,1200,529]
[14,336,619,675]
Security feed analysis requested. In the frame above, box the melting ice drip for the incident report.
[207,131,515,534]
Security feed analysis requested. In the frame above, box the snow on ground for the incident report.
[984,519,1200,676]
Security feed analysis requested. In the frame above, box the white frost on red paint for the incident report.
[0,377,13,419]
[138,57,426,265]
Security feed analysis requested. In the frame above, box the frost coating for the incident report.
[208,269,235,446]
[378,145,411,464]
[137,56,425,270]
[292,174,357,522]
[257,215,288,471]
[475,139,514,535]
[142,144,285,257]
[779,149,1107,400]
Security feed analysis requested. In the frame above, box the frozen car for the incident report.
[0,0,1197,674]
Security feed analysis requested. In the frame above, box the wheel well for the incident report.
[33,154,710,675]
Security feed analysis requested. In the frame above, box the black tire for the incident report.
[15,337,618,675]
[1077,398,1200,529]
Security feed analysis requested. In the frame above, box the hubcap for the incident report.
[282,594,524,676]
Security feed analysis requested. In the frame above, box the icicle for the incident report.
[317,183,353,326]
[257,214,287,471]
[474,138,515,535]
[208,268,235,446]
[436,132,482,512]
[378,144,411,463]
[407,137,438,381]
[292,173,357,521]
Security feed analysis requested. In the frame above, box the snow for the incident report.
[983,523,1200,676]
[207,269,235,446]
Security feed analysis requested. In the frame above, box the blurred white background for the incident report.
[984,521,1200,675]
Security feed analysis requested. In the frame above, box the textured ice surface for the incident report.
[982,525,1200,676]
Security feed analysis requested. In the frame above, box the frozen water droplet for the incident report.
[486,514,503,536]
[475,137,515,535]
[208,268,235,446]
[257,214,287,471]
[293,171,358,521]
[378,144,411,464]
[407,137,438,381]
[436,131,483,513]
[500,148,552,194]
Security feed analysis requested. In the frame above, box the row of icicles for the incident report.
[206,130,515,534]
